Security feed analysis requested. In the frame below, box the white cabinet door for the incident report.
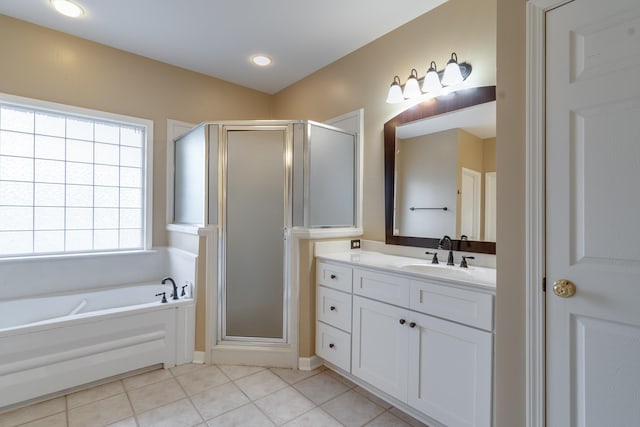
[352,296,409,402]
[408,311,492,427]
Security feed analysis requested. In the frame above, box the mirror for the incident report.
[384,86,496,254]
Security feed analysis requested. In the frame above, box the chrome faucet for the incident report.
[162,277,179,300]
[438,235,455,266]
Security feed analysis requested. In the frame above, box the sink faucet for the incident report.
[162,277,179,300]
[438,235,455,266]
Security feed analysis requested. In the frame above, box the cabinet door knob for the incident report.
[399,319,406,325]
[409,322,416,328]
[329,343,335,349]
[330,274,337,280]
[330,306,336,311]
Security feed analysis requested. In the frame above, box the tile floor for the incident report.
[0,364,430,427]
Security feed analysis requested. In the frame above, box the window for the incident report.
[0,94,153,257]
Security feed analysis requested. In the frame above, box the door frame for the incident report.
[525,1,573,426]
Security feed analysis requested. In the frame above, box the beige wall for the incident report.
[0,14,273,248]
[483,137,497,172]
[495,0,526,425]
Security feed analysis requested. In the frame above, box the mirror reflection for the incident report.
[393,101,496,241]
[383,85,496,254]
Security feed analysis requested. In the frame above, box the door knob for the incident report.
[553,279,576,298]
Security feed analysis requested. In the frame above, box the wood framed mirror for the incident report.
[384,85,496,254]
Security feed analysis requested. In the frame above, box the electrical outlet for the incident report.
[350,239,361,249]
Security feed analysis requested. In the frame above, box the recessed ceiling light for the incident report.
[251,55,272,67]
[51,0,84,18]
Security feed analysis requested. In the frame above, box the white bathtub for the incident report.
[0,282,196,409]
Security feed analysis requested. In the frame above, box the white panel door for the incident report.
[460,167,481,240]
[546,0,640,425]
[352,296,409,402]
[408,311,492,427]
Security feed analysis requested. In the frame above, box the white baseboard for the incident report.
[192,351,206,364]
[298,355,323,371]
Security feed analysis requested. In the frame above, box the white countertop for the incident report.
[316,250,496,290]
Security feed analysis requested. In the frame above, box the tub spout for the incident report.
[162,277,179,300]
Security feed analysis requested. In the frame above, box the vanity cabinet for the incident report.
[316,259,494,427]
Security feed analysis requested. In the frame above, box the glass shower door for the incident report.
[223,128,288,341]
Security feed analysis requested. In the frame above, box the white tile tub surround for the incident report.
[0,248,198,411]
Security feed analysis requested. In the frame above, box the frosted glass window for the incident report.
[1,106,34,133]
[95,142,119,165]
[95,123,119,144]
[0,156,33,181]
[35,159,65,183]
[66,139,93,163]
[35,183,65,206]
[34,231,64,253]
[120,146,141,167]
[66,117,93,141]
[34,207,65,230]
[0,130,34,157]
[35,135,65,160]
[94,165,119,186]
[0,97,149,257]
[35,112,65,137]
[0,181,33,206]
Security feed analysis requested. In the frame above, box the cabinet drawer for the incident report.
[317,261,353,292]
[353,269,411,308]
[317,286,352,332]
[410,280,494,331]
[316,321,351,371]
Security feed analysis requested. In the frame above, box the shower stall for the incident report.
[173,120,357,365]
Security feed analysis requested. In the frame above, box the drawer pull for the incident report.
[330,274,337,280]
[329,343,335,349]
[330,306,337,311]
[399,319,406,325]
[409,322,416,328]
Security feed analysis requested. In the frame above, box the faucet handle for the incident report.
[155,292,168,303]
[425,251,439,264]
[460,256,475,268]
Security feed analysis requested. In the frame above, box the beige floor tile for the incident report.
[388,408,430,427]
[190,382,249,421]
[68,393,133,427]
[354,386,393,410]
[67,380,125,409]
[122,369,173,391]
[282,407,343,427]
[323,369,358,389]
[233,370,288,401]
[127,378,186,414]
[18,412,66,427]
[169,363,205,377]
[106,417,138,427]
[175,365,229,396]
[0,396,66,427]
[365,411,413,427]
[217,365,265,381]
[136,398,203,427]
[269,367,324,385]
[254,387,315,426]
[321,390,385,427]
[206,403,275,427]
[293,372,350,405]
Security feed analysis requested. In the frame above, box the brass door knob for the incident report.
[553,279,576,298]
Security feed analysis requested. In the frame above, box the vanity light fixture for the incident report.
[386,52,472,104]
[50,0,84,18]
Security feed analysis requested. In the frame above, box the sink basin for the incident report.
[397,263,496,285]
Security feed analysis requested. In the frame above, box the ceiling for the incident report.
[0,0,448,94]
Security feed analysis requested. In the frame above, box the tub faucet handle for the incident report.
[181,284,188,297]
[155,292,168,303]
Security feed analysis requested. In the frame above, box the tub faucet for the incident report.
[162,277,179,300]
[438,235,455,266]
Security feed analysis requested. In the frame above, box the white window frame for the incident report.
[0,92,154,258]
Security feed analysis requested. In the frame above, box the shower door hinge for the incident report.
[542,277,546,292]
[282,227,288,241]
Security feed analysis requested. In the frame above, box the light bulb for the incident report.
[51,0,84,18]
[403,69,422,99]
[386,76,404,104]
[422,61,442,94]
[441,53,464,86]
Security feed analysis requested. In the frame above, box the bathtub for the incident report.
[0,282,195,409]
